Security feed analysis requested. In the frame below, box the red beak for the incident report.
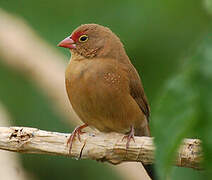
[57,37,76,49]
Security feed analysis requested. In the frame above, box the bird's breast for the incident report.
[65,58,140,133]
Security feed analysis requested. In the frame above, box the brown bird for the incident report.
[58,24,154,179]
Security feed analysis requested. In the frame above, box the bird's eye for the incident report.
[79,35,88,42]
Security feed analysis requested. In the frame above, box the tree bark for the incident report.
[0,126,202,169]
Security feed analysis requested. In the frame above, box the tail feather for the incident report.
[134,119,156,179]
[143,164,157,180]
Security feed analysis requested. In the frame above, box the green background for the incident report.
[0,0,211,179]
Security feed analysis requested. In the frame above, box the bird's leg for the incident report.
[67,124,88,154]
[122,126,135,149]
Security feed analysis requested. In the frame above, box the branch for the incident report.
[0,127,202,169]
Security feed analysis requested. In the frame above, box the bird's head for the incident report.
[58,24,125,59]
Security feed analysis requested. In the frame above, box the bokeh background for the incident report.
[0,0,211,180]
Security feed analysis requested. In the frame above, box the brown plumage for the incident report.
[58,23,150,147]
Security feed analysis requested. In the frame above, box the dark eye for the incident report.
[79,35,88,42]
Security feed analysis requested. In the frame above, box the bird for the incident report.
[58,24,155,179]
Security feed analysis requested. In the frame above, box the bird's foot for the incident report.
[67,124,88,154]
[122,126,135,149]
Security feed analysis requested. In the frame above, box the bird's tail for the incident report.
[143,164,157,180]
[135,122,157,179]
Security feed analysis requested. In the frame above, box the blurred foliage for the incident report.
[204,0,212,15]
[152,35,212,179]
[0,0,212,180]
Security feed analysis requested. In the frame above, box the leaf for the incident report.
[152,33,212,179]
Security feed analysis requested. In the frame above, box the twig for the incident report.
[0,126,202,169]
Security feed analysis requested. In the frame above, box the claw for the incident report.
[67,124,88,154]
[122,126,135,149]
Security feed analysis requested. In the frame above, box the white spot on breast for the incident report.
[104,72,121,89]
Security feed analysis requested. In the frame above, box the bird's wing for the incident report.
[126,63,150,121]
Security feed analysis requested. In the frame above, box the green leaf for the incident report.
[152,33,212,179]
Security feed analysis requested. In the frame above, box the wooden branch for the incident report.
[0,126,202,169]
